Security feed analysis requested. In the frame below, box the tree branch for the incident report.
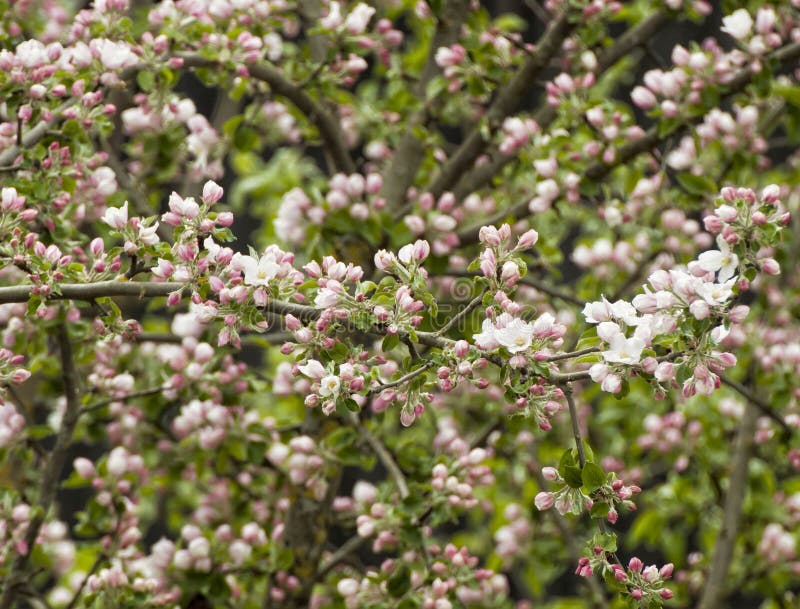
[0,100,77,166]
[179,54,355,174]
[696,400,759,609]
[563,384,586,467]
[720,375,791,437]
[0,320,82,609]
[456,40,800,245]
[446,269,586,307]
[426,10,574,198]
[381,0,470,210]
[449,10,670,201]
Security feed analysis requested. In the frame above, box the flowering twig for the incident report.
[457,40,800,245]
[450,10,671,201]
[436,287,487,336]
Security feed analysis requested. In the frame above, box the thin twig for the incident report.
[562,385,586,467]
[446,269,586,307]
[351,414,410,500]
[80,386,165,415]
[437,287,487,336]
[370,363,433,396]
[720,375,791,436]
[315,534,368,580]
[545,346,600,363]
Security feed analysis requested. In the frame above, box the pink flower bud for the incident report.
[516,229,539,249]
[716,204,738,222]
[761,257,780,275]
[541,467,558,481]
[74,457,95,478]
[534,491,554,511]
[761,184,780,204]
[631,86,657,109]
[703,215,723,233]
[202,181,223,204]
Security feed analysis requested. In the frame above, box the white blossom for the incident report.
[241,252,280,287]
[697,237,739,282]
[319,374,341,398]
[722,9,753,41]
[494,318,536,354]
[602,334,645,365]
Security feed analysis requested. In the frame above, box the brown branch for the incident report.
[0,100,77,166]
[315,534,368,581]
[351,414,410,500]
[695,400,759,609]
[562,384,586,467]
[369,363,434,396]
[426,10,574,198]
[80,386,165,415]
[545,346,600,363]
[381,0,470,210]
[436,287,487,336]
[0,320,82,609]
[720,375,791,437]
[179,54,355,174]
[446,269,586,307]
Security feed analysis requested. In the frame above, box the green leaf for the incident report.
[563,465,583,489]
[590,502,610,519]
[136,70,156,92]
[342,398,360,412]
[676,173,716,196]
[387,564,411,598]
[581,462,606,491]
[382,333,399,352]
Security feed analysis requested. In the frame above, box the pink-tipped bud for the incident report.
[517,229,539,249]
[761,257,780,275]
[202,181,224,204]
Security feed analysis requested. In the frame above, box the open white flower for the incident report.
[319,374,341,398]
[602,334,645,365]
[697,237,739,282]
[695,277,736,306]
[722,9,753,41]
[102,201,128,229]
[242,252,280,287]
[494,318,536,354]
